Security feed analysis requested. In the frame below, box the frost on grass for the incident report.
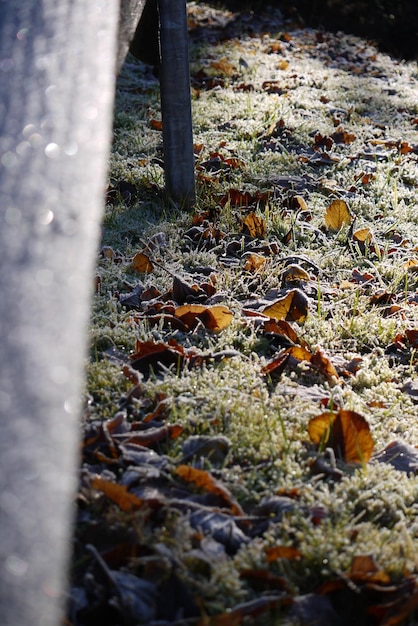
[72,4,418,624]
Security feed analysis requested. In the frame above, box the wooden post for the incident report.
[158,0,195,208]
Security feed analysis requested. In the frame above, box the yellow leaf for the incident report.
[324,199,352,231]
[353,228,373,243]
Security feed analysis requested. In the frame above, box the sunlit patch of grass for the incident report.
[78,8,418,623]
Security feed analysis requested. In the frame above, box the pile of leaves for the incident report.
[68,3,418,625]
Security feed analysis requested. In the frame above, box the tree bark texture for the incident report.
[0,1,119,624]
[159,0,195,207]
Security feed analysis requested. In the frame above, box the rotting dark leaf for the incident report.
[188,510,249,554]
[172,275,201,304]
[181,435,231,466]
[119,283,144,309]
[374,439,418,474]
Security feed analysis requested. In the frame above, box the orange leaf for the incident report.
[150,118,163,130]
[131,252,153,273]
[124,424,184,447]
[265,545,302,562]
[308,409,374,464]
[262,289,309,323]
[241,212,267,238]
[175,465,243,515]
[324,199,352,231]
[262,319,310,349]
[92,477,144,512]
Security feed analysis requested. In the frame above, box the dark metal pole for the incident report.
[158,0,195,208]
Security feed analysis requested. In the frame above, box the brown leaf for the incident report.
[131,252,153,273]
[308,409,374,464]
[262,318,309,349]
[324,199,352,231]
[262,289,309,323]
[281,264,310,285]
[175,465,243,515]
[349,555,390,584]
[331,127,356,144]
[175,304,233,332]
[244,253,267,272]
[123,424,184,447]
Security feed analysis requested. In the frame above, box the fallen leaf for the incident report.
[176,465,244,516]
[324,199,352,231]
[150,118,163,130]
[262,289,309,323]
[281,264,310,285]
[308,409,374,464]
[175,304,233,332]
[241,212,267,238]
[131,252,154,273]
[265,545,302,562]
[92,477,145,512]
[349,555,390,584]
[244,253,267,272]
[331,127,356,144]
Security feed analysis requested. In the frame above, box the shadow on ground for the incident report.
[206,0,418,60]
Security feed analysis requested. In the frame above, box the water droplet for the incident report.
[6,555,28,577]
[35,268,54,287]
[63,141,78,156]
[38,209,54,225]
[16,28,28,41]
[28,133,42,148]
[1,152,17,168]
[16,141,31,157]
[45,143,60,159]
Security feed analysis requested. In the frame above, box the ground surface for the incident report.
[69,4,418,624]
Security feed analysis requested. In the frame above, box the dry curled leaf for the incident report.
[175,465,243,515]
[308,409,373,464]
[92,477,145,512]
[241,212,267,238]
